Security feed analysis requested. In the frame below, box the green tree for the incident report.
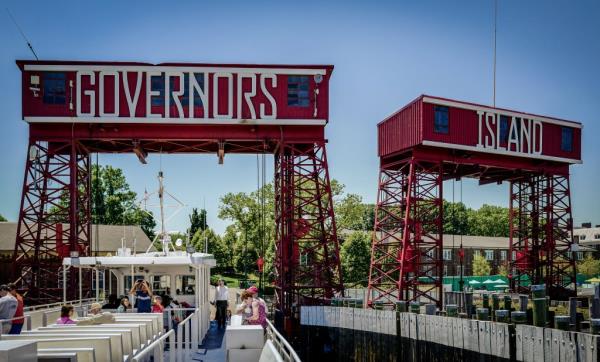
[340,231,372,285]
[578,255,600,277]
[472,253,491,276]
[192,228,229,268]
[497,263,508,277]
[188,208,207,236]
[0,214,6,222]
[48,165,156,239]
[335,193,367,231]
[443,201,470,235]
[468,204,509,237]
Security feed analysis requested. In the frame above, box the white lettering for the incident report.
[166,72,185,118]
[476,111,484,148]
[485,113,496,149]
[146,71,162,118]
[260,74,277,119]
[533,120,543,155]
[213,72,233,119]
[76,71,95,117]
[122,71,142,117]
[189,73,208,118]
[496,114,506,151]
[237,74,257,119]
[507,117,520,152]
[99,71,119,117]
[520,118,532,154]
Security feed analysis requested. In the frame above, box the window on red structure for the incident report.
[287,76,310,107]
[43,72,66,105]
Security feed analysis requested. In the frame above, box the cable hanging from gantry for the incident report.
[6,8,39,60]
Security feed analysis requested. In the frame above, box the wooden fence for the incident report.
[299,306,600,362]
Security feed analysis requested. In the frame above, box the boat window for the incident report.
[176,275,196,295]
[124,275,146,294]
[151,275,171,295]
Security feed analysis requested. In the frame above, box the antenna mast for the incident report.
[493,0,498,107]
[6,8,39,60]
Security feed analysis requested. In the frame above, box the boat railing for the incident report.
[175,308,200,361]
[23,298,97,312]
[131,328,176,362]
[266,318,301,362]
[0,314,32,335]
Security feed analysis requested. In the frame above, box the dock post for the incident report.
[519,295,528,312]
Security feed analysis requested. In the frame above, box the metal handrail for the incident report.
[266,319,301,362]
[24,298,98,312]
[132,328,175,362]
[176,308,199,362]
[0,315,32,335]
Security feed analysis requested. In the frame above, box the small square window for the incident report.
[443,249,452,261]
[594,234,600,240]
[580,235,586,241]
[485,250,494,261]
[500,250,507,261]
[43,72,66,105]
[577,252,584,261]
[287,76,310,107]
[561,127,573,152]
[434,106,449,133]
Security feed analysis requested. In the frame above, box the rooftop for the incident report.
[0,222,152,253]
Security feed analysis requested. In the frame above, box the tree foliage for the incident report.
[472,253,491,276]
[578,255,600,277]
[47,165,156,239]
[0,214,6,222]
[443,202,509,237]
[188,208,207,236]
[192,228,229,268]
[340,231,372,285]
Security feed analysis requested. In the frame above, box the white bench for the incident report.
[0,340,38,362]
[2,337,111,362]
[38,347,96,362]
[23,329,133,358]
[118,313,163,331]
[37,351,78,361]
[112,319,156,341]
[114,316,161,336]
[2,334,119,362]
[40,325,143,352]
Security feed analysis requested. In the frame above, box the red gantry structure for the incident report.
[367,95,582,308]
[12,60,344,322]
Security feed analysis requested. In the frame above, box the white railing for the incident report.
[0,315,32,335]
[24,298,97,312]
[132,328,175,362]
[176,308,199,362]
[266,319,301,362]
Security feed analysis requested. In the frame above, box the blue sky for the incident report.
[0,0,599,234]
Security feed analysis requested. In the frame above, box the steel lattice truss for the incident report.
[12,140,92,304]
[509,174,576,298]
[274,142,344,317]
[367,159,443,308]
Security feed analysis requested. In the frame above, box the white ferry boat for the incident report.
[0,249,299,362]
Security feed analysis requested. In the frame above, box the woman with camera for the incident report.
[129,279,153,313]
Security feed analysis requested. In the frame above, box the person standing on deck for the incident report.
[130,279,152,313]
[213,279,229,328]
[0,284,17,334]
[7,284,24,334]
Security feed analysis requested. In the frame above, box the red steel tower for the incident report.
[12,60,344,314]
[368,95,581,307]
